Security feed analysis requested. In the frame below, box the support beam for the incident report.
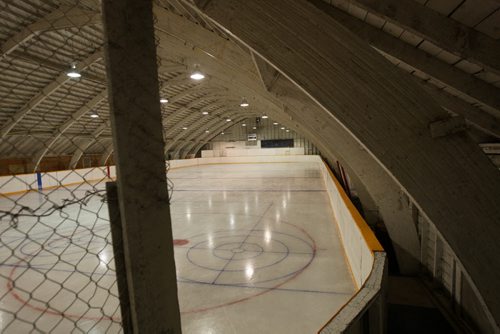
[7,130,110,139]
[373,45,500,138]
[158,3,420,276]
[311,1,500,115]
[9,50,106,84]
[68,90,227,167]
[345,0,500,76]
[31,89,107,171]
[250,52,280,91]
[165,106,235,154]
[166,76,206,87]
[179,115,246,158]
[161,64,187,74]
[480,143,500,155]
[0,50,103,139]
[101,0,181,332]
[69,121,110,169]
[1,5,100,57]
[420,83,500,139]
[163,94,228,125]
[162,101,233,145]
[153,6,257,75]
[252,55,422,274]
[191,0,500,326]
[179,112,253,159]
[166,85,221,105]
[100,143,114,166]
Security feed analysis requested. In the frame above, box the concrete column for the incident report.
[101,0,182,332]
[105,182,132,333]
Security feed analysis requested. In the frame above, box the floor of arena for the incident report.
[0,162,355,333]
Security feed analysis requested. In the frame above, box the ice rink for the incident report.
[0,162,356,333]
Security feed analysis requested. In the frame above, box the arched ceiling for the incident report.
[185,0,500,328]
[1,0,500,329]
[0,0,499,168]
[0,0,282,169]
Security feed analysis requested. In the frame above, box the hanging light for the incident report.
[253,126,257,130]
[261,115,268,119]
[202,111,209,115]
[190,65,205,80]
[205,130,210,133]
[90,110,99,118]
[221,132,225,135]
[160,98,168,104]
[280,127,285,130]
[242,123,246,127]
[286,129,290,132]
[273,122,278,125]
[240,98,249,107]
[66,64,81,78]
[182,127,188,130]
[226,118,232,122]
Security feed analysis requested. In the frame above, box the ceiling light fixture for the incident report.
[221,132,225,135]
[160,98,168,104]
[242,123,246,127]
[190,65,205,80]
[240,98,249,107]
[253,126,257,130]
[261,115,268,119]
[202,111,209,115]
[286,129,290,132]
[226,118,232,122]
[273,122,278,125]
[182,127,188,130]
[90,110,99,118]
[205,130,210,133]
[281,127,285,130]
[66,64,81,78]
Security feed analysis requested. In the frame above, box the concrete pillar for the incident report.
[101,0,182,332]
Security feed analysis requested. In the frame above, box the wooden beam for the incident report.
[420,83,500,139]
[311,1,500,115]
[69,121,110,168]
[191,0,500,325]
[31,89,107,171]
[346,0,500,76]
[10,51,106,84]
[99,143,114,166]
[1,5,100,57]
[179,115,247,158]
[0,50,103,140]
[252,53,422,274]
[67,90,227,167]
[251,51,280,91]
[165,104,234,154]
[163,85,220,105]
[163,94,229,124]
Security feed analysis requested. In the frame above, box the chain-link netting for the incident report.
[0,1,123,332]
[0,0,229,331]
[0,169,122,333]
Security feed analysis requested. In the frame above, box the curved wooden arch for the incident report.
[179,115,248,159]
[190,0,500,323]
[155,4,424,276]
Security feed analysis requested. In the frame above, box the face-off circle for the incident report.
[212,242,264,260]
[176,221,317,313]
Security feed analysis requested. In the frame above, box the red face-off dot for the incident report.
[173,239,189,246]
